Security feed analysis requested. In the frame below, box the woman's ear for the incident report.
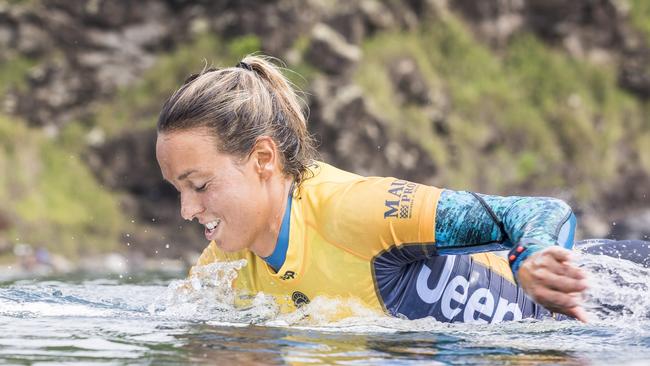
[250,136,279,180]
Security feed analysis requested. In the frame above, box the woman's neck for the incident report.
[249,175,294,258]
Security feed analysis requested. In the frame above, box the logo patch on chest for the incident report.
[280,271,296,280]
[291,291,310,307]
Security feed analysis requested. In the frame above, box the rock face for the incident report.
[309,76,437,181]
[305,23,362,76]
[452,0,650,92]
[620,48,650,98]
[2,0,649,256]
[2,1,180,126]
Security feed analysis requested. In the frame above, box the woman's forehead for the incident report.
[157,127,214,146]
[156,129,219,175]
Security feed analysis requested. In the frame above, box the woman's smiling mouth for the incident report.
[203,219,221,240]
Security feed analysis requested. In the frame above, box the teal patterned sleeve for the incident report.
[434,190,577,281]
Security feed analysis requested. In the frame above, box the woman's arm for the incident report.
[434,190,587,321]
[435,190,575,270]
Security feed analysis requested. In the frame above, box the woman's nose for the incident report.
[180,192,203,221]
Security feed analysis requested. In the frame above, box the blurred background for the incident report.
[0,0,648,278]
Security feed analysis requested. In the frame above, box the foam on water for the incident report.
[2,252,649,328]
[1,251,650,364]
[576,249,650,321]
[146,259,282,323]
[144,250,650,362]
[145,251,650,328]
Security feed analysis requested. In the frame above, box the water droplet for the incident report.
[151,218,156,222]
[165,244,170,249]
[126,242,130,246]
[126,233,130,237]
[612,222,617,226]
[155,250,158,254]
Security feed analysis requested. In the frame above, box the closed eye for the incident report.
[195,183,207,192]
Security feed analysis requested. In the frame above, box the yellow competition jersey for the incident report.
[191,162,548,323]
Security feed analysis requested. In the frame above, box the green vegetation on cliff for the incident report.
[0,33,289,261]
[629,0,650,44]
[0,55,36,95]
[356,14,648,202]
[2,9,650,261]
[0,115,123,261]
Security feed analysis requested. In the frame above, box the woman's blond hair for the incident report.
[157,55,317,185]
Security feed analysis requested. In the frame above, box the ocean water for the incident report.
[1,251,649,365]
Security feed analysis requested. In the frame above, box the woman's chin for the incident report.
[214,240,241,253]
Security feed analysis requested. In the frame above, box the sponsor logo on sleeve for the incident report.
[384,179,419,219]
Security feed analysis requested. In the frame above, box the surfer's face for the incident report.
[156,127,279,254]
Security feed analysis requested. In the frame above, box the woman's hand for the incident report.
[517,246,589,322]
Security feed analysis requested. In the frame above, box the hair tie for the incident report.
[236,61,253,71]
[182,67,219,85]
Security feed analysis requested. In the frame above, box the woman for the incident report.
[155,55,641,323]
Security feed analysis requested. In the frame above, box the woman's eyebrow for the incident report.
[177,169,197,181]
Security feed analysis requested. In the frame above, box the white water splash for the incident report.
[146,251,650,333]
[1,252,650,364]
[147,259,281,323]
[575,251,650,321]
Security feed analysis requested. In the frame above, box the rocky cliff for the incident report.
[0,0,648,264]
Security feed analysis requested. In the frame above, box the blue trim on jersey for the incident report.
[262,192,292,272]
[557,213,577,249]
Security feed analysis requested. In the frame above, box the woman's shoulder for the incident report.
[301,161,364,187]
